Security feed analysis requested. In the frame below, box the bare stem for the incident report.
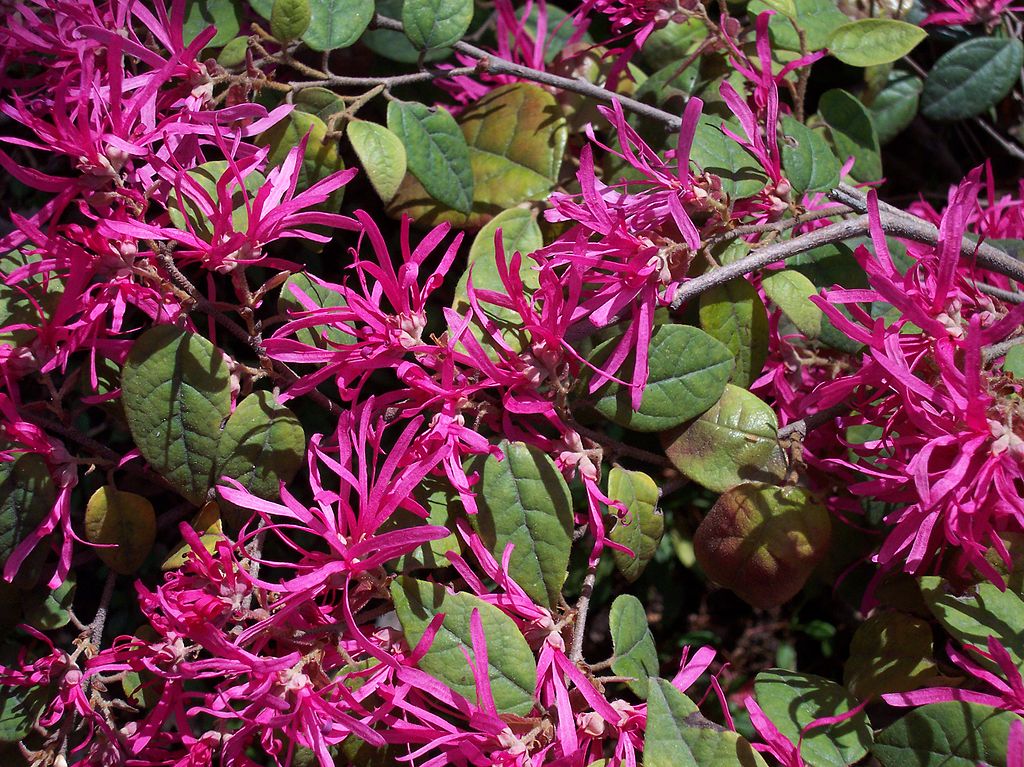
[372,15,684,131]
[569,562,598,663]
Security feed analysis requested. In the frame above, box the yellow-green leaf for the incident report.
[162,502,225,570]
[347,121,407,203]
[828,20,926,68]
[608,467,663,583]
[84,487,157,575]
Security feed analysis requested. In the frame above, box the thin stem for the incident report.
[570,562,598,663]
[153,249,343,417]
[372,15,684,131]
[90,570,117,648]
[573,422,673,467]
[830,184,1024,284]
[777,403,849,440]
[665,215,875,311]
[982,334,1024,364]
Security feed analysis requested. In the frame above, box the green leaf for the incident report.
[467,440,573,609]
[389,85,567,227]
[698,277,769,388]
[390,576,537,715]
[257,111,346,197]
[271,0,311,41]
[165,161,266,240]
[277,273,354,349]
[749,0,847,51]
[0,683,50,743]
[828,20,926,68]
[162,502,225,570]
[217,36,249,67]
[873,702,1022,767]
[691,116,768,199]
[347,121,407,203]
[646,678,769,767]
[757,0,797,17]
[84,487,157,575]
[303,0,374,50]
[388,101,474,214]
[694,483,831,609]
[819,89,882,182]
[608,467,664,583]
[183,0,243,47]
[919,576,1024,668]
[122,325,232,505]
[452,207,543,354]
[1004,344,1024,378]
[843,612,938,700]
[609,595,659,698]
[293,87,348,122]
[584,324,733,432]
[215,390,305,505]
[869,72,923,144]
[922,38,1024,122]
[779,115,841,194]
[458,83,567,209]
[22,577,76,631]
[385,475,461,570]
[0,454,54,581]
[788,242,867,290]
[762,269,824,338]
[402,0,473,49]
[663,385,782,493]
[362,0,452,63]
[755,670,873,766]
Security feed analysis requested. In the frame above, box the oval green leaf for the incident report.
[869,72,923,145]
[646,678,769,767]
[271,0,311,41]
[663,385,781,493]
[585,324,734,432]
[0,454,54,581]
[402,0,473,49]
[387,101,474,214]
[389,84,567,227]
[819,89,882,182]
[691,115,768,200]
[162,502,225,570]
[453,207,543,354]
[183,0,243,47]
[258,110,346,197]
[762,269,824,339]
[922,38,1024,122]
[828,19,926,68]
[467,440,573,609]
[873,702,1022,767]
[779,115,841,195]
[303,0,374,50]
[215,390,306,506]
[122,325,232,505]
[84,487,157,575]
[694,482,831,609]
[347,121,408,203]
[698,277,769,388]
[755,669,874,766]
[609,594,659,698]
[843,612,939,700]
[749,0,847,51]
[608,467,664,583]
[391,576,537,716]
[919,576,1024,669]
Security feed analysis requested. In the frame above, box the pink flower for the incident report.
[811,173,1024,578]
